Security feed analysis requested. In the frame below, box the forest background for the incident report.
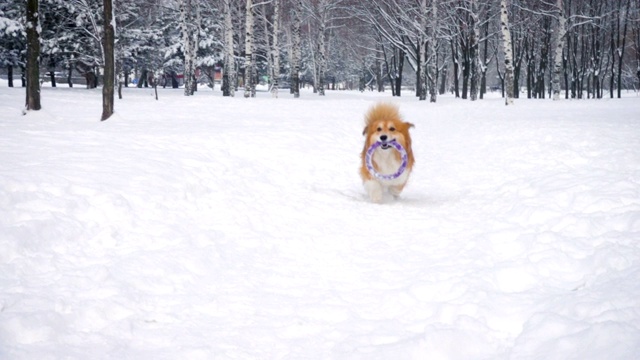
[1,0,639,108]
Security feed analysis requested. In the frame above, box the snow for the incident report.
[1,82,640,359]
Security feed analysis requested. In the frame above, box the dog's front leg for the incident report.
[389,184,405,198]
[364,180,383,203]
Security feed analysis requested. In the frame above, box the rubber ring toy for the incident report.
[365,140,408,180]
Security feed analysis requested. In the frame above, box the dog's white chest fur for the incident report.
[365,148,410,202]
[372,149,409,185]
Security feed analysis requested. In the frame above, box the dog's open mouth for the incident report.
[380,141,393,150]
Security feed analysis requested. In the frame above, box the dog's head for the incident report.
[362,103,414,150]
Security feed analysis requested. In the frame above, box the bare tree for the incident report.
[418,0,428,100]
[469,0,480,101]
[291,0,302,97]
[180,0,200,96]
[101,0,115,120]
[244,0,255,98]
[634,0,640,91]
[551,0,566,100]
[271,0,280,97]
[428,0,438,102]
[25,0,41,111]
[500,0,514,105]
[222,0,236,97]
[613,0,632,98]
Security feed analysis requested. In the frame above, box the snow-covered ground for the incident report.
[1,82,639,359]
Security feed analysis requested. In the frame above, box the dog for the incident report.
[360,103,415,203]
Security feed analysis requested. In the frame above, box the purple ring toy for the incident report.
[365,140,408,180]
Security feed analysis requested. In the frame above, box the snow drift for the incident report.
[1,83,639,359]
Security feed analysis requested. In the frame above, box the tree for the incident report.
[25,0,41,111]
[417,0,428,100]
[0,1,24,88]
[613,0,632,98]
[180,0,200,96]
[101,0,115,121]
[222,0,236,97]
[244,0,255,98]
[468,0,480,101]
[551,0,566,100]
[291,0,302,97]
[500,0,514,105]
[270,0,280,98]
[427,0,438,103]
[634,0,640,91]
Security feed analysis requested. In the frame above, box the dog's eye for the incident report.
[389,127,396,132]
[377,127,382,132]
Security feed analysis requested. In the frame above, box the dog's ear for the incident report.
[406,122,415,129]
[362,126,368,136]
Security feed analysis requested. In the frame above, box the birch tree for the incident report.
[222,0,236,97]
[418,0,427,100]
[427,0,438,102]
[179,0,199,96]
[244,0,255,98]
[291,0,302,97]
[315,0,328,96]
[500,0,514,105]
[551,0,566,100]
[612,0,631,98]
[271,0,280,97]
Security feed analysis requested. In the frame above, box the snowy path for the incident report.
[1,85,640,359]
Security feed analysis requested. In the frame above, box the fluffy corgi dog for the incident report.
[360,103,415,203]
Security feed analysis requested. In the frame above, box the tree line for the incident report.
[1,0,639,117]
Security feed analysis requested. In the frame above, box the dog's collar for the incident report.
[365,140,408,180]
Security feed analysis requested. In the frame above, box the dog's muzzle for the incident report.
[379,135,392,149]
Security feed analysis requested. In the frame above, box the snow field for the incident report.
[1,83,639,359]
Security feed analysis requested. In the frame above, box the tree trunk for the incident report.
[451,39,459,97]
[222,0,236,97]
[379,40,395,95]
[244,0,254,98]
[271,0,280,98]
[480,21,488,99]
[469,0,480,101]
[617,0,631,98]
[395,45,405,97]
[137,69,147,88]
[8,66,13,87]
[317,1,327,96]
[461,39,469,98]
[49,61,56,87]
[428,0,438,102]
[21,65,26,87]
[101,0,115,121]
[551,0,565,100]
[67,57,74,88]
[439,65,447,95]
[180,0,198,96]
[375,46,384,92]
[47,54,56,87]
[417,0,427,101]
[291,0,302,97]
[500,0,515,105]
[25,0,41,111]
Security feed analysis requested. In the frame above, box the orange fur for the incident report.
[359,103,415,202]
